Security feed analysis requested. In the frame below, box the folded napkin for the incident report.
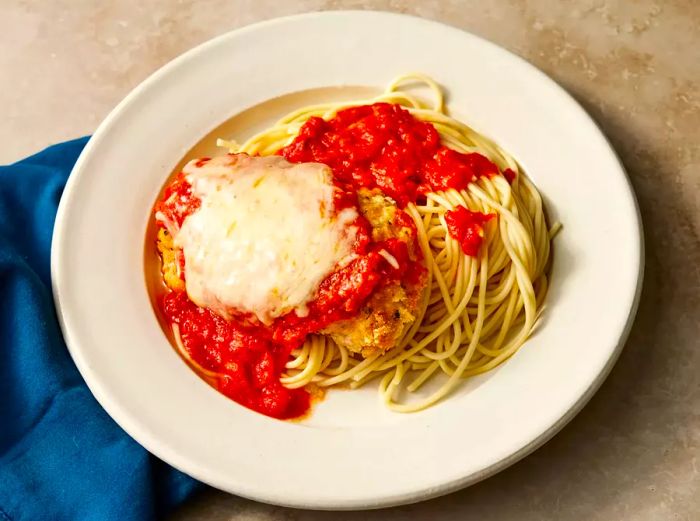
[0,138,203,521]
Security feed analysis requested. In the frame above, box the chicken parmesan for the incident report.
[151,74,556,419]
[155,153,426,418]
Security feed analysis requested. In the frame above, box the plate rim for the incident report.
[51,10,645,510]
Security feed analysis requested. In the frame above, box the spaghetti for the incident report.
[158,73,557,415]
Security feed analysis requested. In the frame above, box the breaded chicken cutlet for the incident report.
[320,188,427,357]
[157,187,427,358]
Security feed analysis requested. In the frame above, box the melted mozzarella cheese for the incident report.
[173,154,357,325]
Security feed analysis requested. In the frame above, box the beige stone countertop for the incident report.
[3,1,698,520]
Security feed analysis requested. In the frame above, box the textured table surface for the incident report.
[2,1,698,520]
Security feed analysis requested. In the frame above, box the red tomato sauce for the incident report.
[279,102,505,207]
[156,102,504,419]
[162,291,310,419]
[444,206,494,257]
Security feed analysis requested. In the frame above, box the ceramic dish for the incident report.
[52,11,643,509]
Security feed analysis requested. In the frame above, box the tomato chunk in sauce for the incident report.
[444,206,494,257]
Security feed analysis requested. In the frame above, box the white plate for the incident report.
[51,11,643,510]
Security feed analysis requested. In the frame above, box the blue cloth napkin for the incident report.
[0,138,203,521]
